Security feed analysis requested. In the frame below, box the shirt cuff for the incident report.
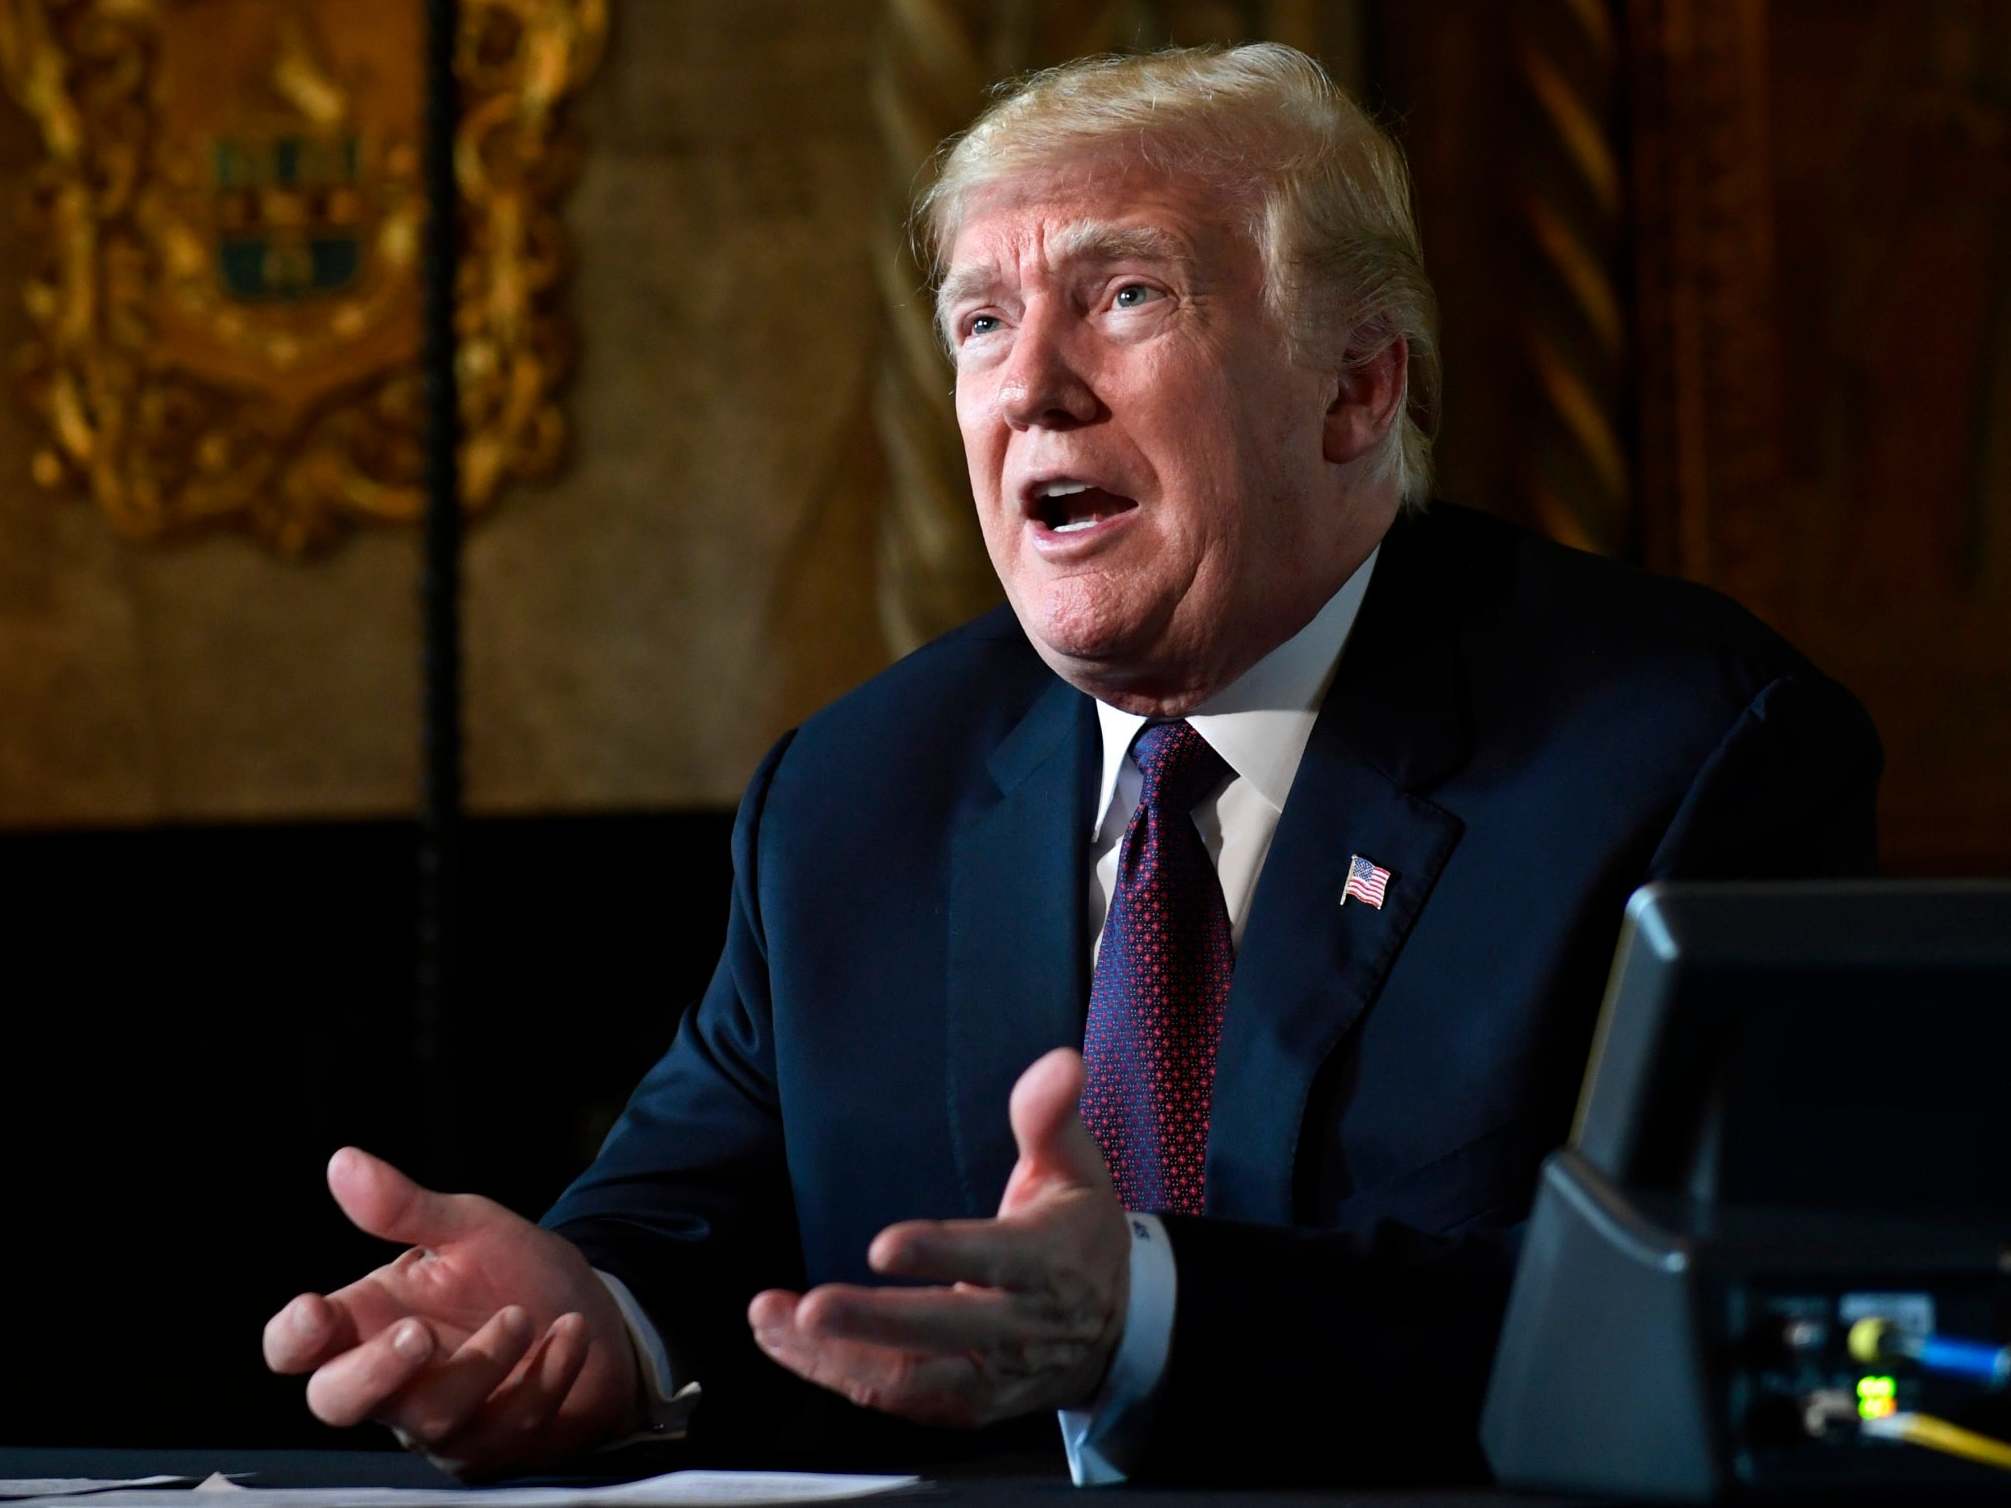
[1056,1213,1176,1485]
[592,1268,701,1441]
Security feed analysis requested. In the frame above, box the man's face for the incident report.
[944,157,1354,711]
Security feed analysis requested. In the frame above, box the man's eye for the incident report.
[965,313,1001,338]
[1113,284,1160,308]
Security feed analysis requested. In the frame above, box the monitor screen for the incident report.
[1571,882,2011,1225]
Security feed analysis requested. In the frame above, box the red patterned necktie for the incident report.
[1079,720,1234,1215]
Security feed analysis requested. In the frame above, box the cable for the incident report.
[1850,1318,2011,1388]
[1863,1412,2011,1473]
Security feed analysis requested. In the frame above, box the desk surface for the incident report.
[0,1448,1581,1507]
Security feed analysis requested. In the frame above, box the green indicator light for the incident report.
[1857,1375,1898,1420]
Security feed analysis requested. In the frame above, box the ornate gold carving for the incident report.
[0,0,603,555]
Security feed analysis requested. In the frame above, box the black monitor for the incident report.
[1486,881,2011,1500]
[1571,881,2011,1226]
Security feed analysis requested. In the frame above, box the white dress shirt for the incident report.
[610,548,1380,1480]
[1060,548,1377,1483]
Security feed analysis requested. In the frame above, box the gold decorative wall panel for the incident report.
[0,0,603,555]
[0,0,1396,827]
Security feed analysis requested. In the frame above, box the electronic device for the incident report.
[1481,881,2011,1500]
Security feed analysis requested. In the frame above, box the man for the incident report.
[265,44,1879,1484]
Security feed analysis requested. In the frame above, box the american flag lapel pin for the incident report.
[1341,854,1391,910]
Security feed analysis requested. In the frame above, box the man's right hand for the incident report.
[263,1147,644,1478]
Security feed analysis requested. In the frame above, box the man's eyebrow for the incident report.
[934,222,1196,342]
[1048,220,1196,271]
[936,262,1002,318]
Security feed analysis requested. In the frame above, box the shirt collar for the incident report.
[1089,545,1380,835]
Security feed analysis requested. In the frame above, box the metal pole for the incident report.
[418,0,464,1182]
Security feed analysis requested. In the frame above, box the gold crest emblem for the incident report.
[0,0,604,554]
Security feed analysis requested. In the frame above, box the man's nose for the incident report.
[995,320,1100,431]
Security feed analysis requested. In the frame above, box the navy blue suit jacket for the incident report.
[545,503,1880,1479]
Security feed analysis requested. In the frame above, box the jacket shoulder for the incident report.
[1402,503,1881,809]
[1414,501,1839,690]
[751,604,1065,834]
[791,603,1048,749]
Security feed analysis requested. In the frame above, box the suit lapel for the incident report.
[944,675,1096,1215]
[1206,511,1474,1222]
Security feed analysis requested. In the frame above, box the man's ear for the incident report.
[1322,335,1408,466]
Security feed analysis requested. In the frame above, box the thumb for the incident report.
[1006,1048,1109,1193]
[326,1146,481,1248]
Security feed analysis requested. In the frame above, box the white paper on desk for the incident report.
[5,1470,921,1508]
[0,1482,211,1499]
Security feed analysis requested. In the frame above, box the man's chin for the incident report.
[1007,586,1248,714]
[1017,615,1192,709]
[1003,573,1207,692]
[1015,600,1146,678]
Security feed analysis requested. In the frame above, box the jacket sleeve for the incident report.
[540,733,819,1449]
[1132,669,1883,1484]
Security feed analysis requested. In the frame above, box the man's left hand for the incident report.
[747,1047,1129,1428]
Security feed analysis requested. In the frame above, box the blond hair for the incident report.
[917,43,1440,506]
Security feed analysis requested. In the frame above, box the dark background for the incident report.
[4,813,730,1446]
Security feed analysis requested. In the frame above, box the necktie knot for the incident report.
[1132,720,1229,815]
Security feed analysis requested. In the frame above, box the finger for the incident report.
[795,1283,1039,1354]
[326,1147,483,1249]
[1007,1049,1107,1188]
[752,1313,982,1428]
[305,1317,436,1429]
[867,1217,1055,1289]
[265,1291,363,1375]
[377,1306,535,1448]
[501,1312,593,1415]
[427,1314,593,1477]
[747,1288,801,1332]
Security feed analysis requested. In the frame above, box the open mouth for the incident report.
[1027,480,1139,535]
